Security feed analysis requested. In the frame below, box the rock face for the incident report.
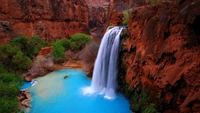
[38,46,53,57]
[85,0,110,38]
[119,0,200,112]
[106,0,149,28]
[0,0,89,44]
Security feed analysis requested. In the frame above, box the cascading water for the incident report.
[83,26,126,99]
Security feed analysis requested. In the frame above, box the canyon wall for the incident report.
[106,0,149,29]
[0,0,89,44]
[119,0,200,112]
[85,0,110,38]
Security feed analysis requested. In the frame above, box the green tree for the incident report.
[12,51,32,70]
[70,33,91,49]
[0,62,5,73]
[29,36,47,58]
[0,72,21,113]
[52,41,65,60]
[151,0,156,4]
[11,35,47,58]
[0,44,19,60]
[11,36,29,53]
[59,38,70,50]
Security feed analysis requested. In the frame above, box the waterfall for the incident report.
[83,26,125,99]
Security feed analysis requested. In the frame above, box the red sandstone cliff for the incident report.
[106,0,149,29]
[0,0,89,44]
[85,0,110,38]
[119,0,200,112]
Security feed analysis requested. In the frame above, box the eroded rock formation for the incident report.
[119,0,200,112]
[0,0,89,44]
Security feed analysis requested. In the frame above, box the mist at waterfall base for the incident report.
[25,70,131,113]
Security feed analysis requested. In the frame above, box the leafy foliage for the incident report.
[0,71,22,113]
[52,41,65,60]
[122,9,132,25]
[12,51,32,70]
[0,44,19,60]
[70,33,91,49]
[0,45,32,71]
[0,62,5,73]
[0,35,48,71]
[11,36,47,58]
[0,34,91,112]
[0,35,47,113]
[11,36,29,51]
[130,90,158,113]
[29,36,47,57]
[59,38,70,50]
[142,104,158,113]
[51,34,91,60]
[151,0,156,4]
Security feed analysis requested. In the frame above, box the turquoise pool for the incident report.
[24,69,131,113]
[20,80,38,91]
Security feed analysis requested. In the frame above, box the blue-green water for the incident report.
[20,80,38,91]
[24,69,131,113]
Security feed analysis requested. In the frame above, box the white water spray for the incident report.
[83,26,125,99]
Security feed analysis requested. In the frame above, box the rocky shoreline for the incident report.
[18,60,86,109]
[18,91,32,108]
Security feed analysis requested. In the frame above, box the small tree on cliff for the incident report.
[69,33,91,50]
[52,41,65,60]
[12,50,32,70]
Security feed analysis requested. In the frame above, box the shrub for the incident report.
[122,9,132,25]
[0,97,19,113]
[29,36,47,57]
[52,41,65,60]
[0,72,21,113]
[11,35,47,58]
[11,36,29,53]
[12,51,32,70]
[142,104,158,113]
[70,33,91,49]
[0,44,20,60]
[59,38,70,50]
[0,44,32,71]
[0,62,5,73]
[130,90,158,113]
[151,0,156,4]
